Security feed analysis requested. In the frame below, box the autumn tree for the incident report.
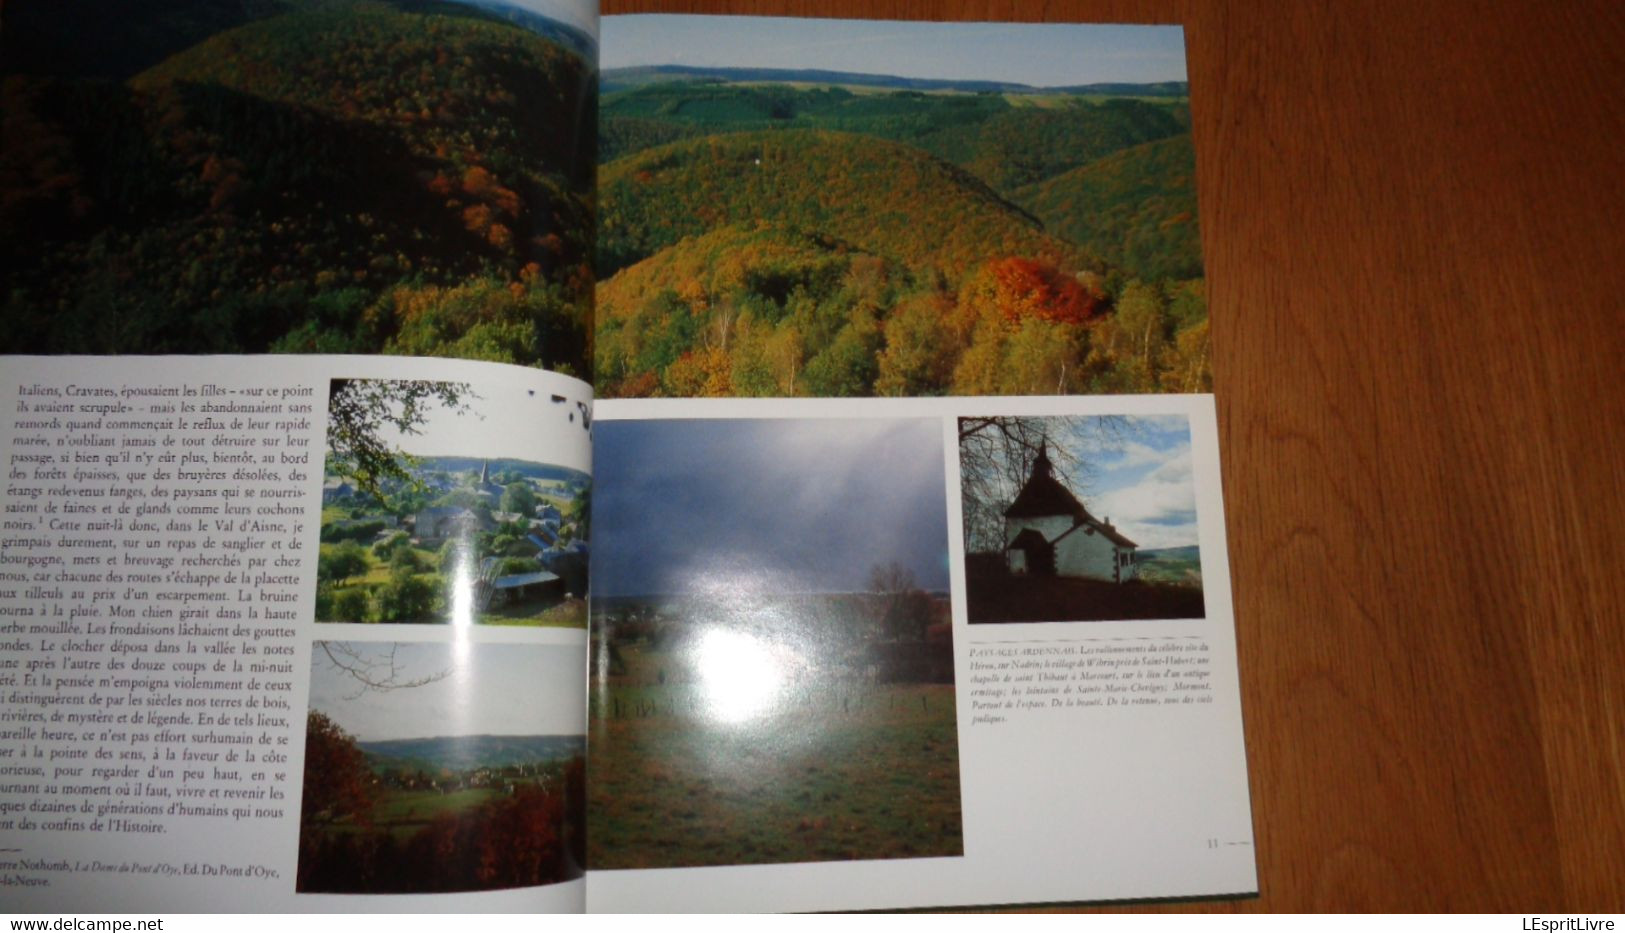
[301,711,374,829]
[868,561,933,643]
[384,278,583,372]
[802,307,880,396]
[948,258,1101,396]
[983,256,1099,325]
[1086,279,1169,392]
[1160,318,1211,393]
[663,346,731,396]
[875,291,956,396]
[764,323,806,395]
[725,314,777,396]
[1001,317,1086,395]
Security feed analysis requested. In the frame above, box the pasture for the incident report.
[324,787,503,840]
[589,641,963,869]
[965,553,1206,623]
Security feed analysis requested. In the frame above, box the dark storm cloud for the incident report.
[592,418,949,597]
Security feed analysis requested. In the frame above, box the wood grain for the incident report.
[603,0,1625,910]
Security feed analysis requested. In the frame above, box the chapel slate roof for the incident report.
[1003,444,1138,548]
[1003,446,1089,520]
[1099,523,1137,549]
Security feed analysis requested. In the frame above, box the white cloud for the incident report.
[1091,448,1198,549]
[1101,440,1169,470]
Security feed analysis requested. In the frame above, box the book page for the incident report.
[584,13,1253,911]
[585,394,1253,912]
[1,355,592,913]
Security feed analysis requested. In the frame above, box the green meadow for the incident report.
[589,639,962,869]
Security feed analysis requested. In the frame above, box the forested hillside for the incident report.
[596,75,1209,398]
[599,78,1188,187]
[598,130,1086,279]
[0,0,596,372]
[1014,134,1202,283]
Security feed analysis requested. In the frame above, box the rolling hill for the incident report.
[0,0,594,369]
[359,733,584,772]
[605,64,1036,94]
[909,99,1188,193]
[602,65,1187,98]
[1134,545,1203,586]
[600,80,1189,195]
[597,129,1092,282]
[595,223,906,395]
[592,72,1211,400]
[1014,134,1203,282]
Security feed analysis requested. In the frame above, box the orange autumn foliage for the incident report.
[462,203,492,235]
[986,257,1098,325]
[461,165,498,198]
[425,172,454,196]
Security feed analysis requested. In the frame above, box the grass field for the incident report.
[588,643,962,869]
[965,553,1205,623]
[327,788,504,840]
[318,541,585,627]
[481,597,586,627]
[1134,548,1204,587]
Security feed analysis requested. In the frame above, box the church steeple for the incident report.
[1005,438,1087,521]
[1032,441,1052,478]
[480,459,489,484]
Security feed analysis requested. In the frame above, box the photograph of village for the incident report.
[0,0,596,374]
[960,414,1206,623]
[594,17,1206,399]
[298,640,586,894]
[319,377,590,627]
[588,416,963,869]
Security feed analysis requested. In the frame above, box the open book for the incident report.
[0,1,1255,913]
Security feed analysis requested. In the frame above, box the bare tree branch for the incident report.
[957,415,1130,552]
[326,378,479,503]
[315,642,450,700]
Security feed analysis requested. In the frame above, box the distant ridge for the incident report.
[1053,81,1190,97]
[447,0,597,61]
[358,734,585,770]
[1137,545,1200,561]
[604,65,1187,97]
[408,456,588,484]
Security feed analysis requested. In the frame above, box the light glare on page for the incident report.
[695,628,786,724]
[448,540,477,632]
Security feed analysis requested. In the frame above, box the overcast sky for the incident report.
[593,418,950,598]
[308,641,584,741]
[602,16,1187,87]
[1062,415,1198,550]
[331,377,591,475]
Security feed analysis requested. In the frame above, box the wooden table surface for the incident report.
[605,0,1625,911]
